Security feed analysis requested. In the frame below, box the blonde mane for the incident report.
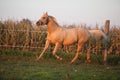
[49,16,59,26]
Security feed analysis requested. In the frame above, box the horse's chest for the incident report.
[47,33,63,43]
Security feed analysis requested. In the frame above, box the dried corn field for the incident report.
[0,19,47,51]
[0,19,120,55]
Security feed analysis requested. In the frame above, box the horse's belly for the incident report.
[63,38,77,46]
[63,42,76,46]
[63,32,77,45]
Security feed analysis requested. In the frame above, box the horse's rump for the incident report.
[89,30,107,41]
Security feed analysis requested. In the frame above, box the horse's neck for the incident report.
[47,20,60,34]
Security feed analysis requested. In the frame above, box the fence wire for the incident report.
[0,29,46,50]
[0,29,120,55]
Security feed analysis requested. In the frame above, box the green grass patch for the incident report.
[0,61,120,80]
[0,50,120,80]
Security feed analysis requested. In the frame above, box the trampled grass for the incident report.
[0,50,120,80]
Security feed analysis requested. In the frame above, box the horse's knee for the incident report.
[87,49,91,58]
[52,50,56,55]
[52,51,57,58]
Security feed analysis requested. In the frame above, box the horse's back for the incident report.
[77,28,90,43]
[63,28,78,45]
[63,28,89,45]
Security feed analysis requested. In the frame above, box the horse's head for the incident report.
[36,12,49,26]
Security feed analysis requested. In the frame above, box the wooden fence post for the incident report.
[105,20,110,35]
[104,20,110,64]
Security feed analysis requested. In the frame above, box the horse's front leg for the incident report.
[36,40,50,61]
[53,43,62,60]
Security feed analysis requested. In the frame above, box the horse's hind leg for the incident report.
[103,50,108,65]
[103,39,108,65]
[70,43,83,64]
[86,48,91,63]
[53,43,62,60]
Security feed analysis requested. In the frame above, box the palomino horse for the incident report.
[36,12,108,64]
[36,12,90,64]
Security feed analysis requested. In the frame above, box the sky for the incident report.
[0,0,120,26]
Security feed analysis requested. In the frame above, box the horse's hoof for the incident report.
[103,61,108,66]
[69,61,73,65]
[35,58,39,62]
[85,59,91,64]
[59,58,63,60]
[87,59,91,63]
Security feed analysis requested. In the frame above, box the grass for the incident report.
[0,49,120,80]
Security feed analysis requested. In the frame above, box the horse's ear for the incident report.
[46,12,48,15]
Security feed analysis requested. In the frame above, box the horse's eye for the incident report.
[43,17,46,19]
